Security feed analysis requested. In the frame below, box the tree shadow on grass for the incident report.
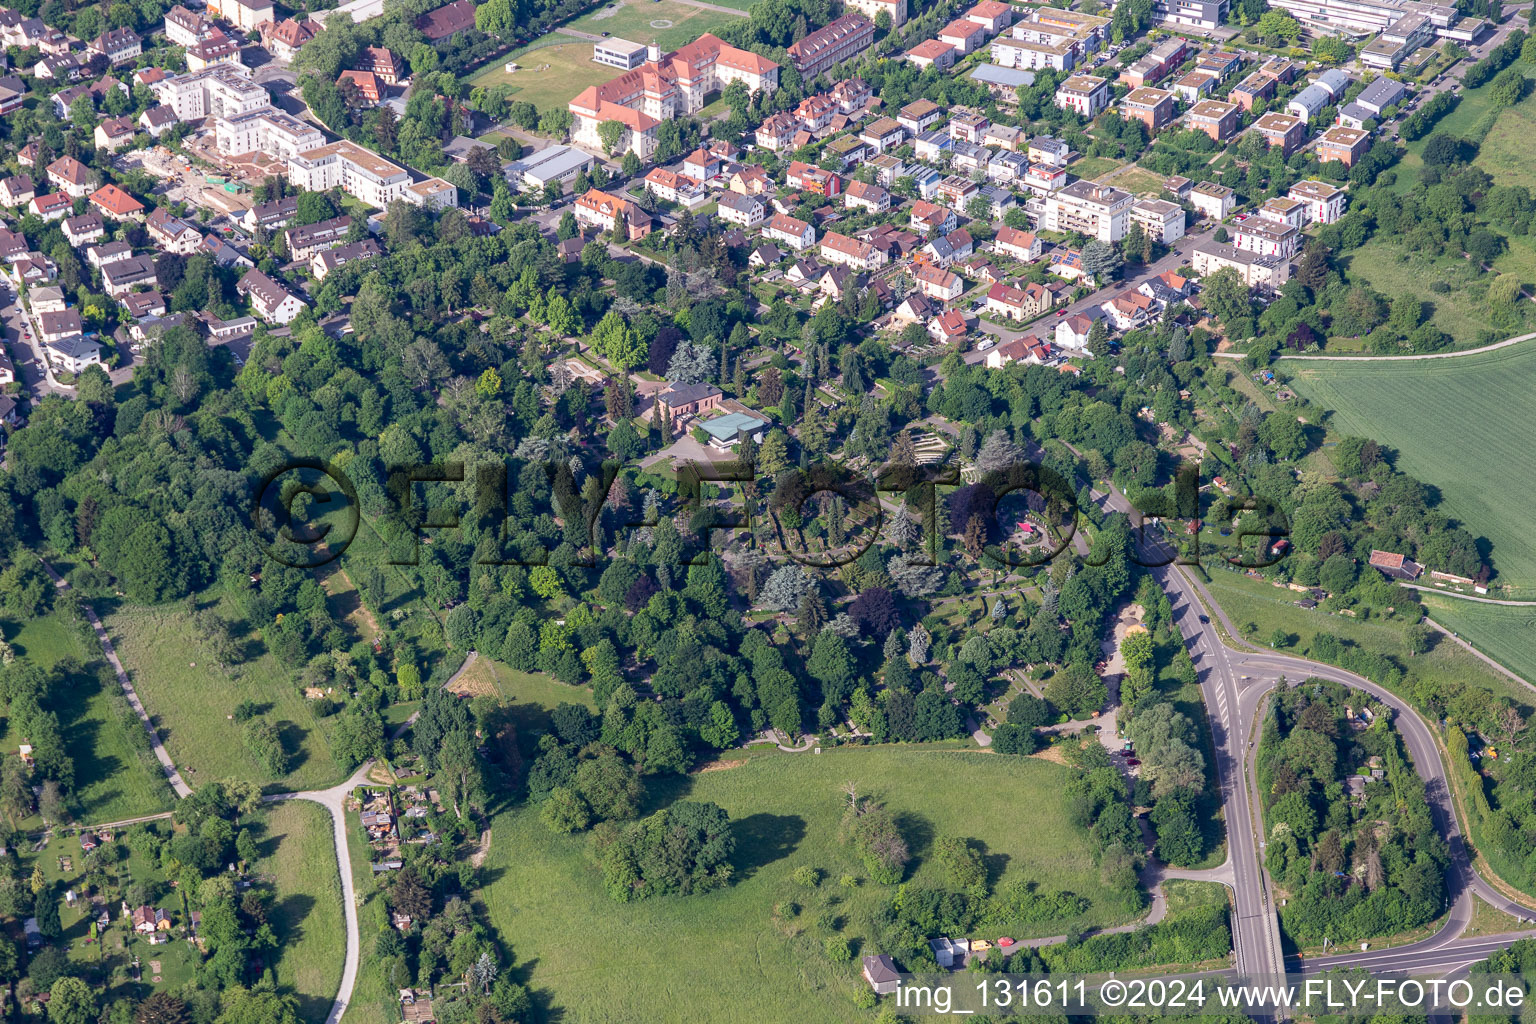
[895,811,935,866]
[729,812,805,881]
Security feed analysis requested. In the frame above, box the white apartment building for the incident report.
[1192,241,1288,290]
[1288,179,1347,224]
[288,140,410,208]
[1130,198,1186,245]
[1054,75,1110,117]
[217,107,324,161]
[1233,219,1299,260]
[1041,180,1131,243]
[1190,181,1235,220]
[153,65,268,121]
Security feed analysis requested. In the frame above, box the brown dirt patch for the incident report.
[696,759,747,773]
[1031,745,1070,765]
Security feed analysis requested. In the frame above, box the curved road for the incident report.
[41,556,365,1024]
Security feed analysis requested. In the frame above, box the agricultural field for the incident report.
[467,41,616,114]
[567,0,747,51]
[1200,570,1530,709]
[1286,343,1536,597]
[105,600,350,792]
[0,614,171,824]
[253,801,347,1024]
[1417,594,1536,688]
[481,747,1135,1023]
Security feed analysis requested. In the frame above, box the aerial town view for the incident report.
[2,0,1536,1017]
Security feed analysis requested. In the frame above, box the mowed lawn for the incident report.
[451,656,596,710]
[1201,571,1531,710]
[1287,344,1536,597]
[0,614,171,823]
[483,748,1129,1023]
[468,41,623,113]
[568,0,746,50]
[252,801,346,1024]
[1418,594,1536,687]
[105,602,348,792]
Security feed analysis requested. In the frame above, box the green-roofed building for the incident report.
[700,410,770,449]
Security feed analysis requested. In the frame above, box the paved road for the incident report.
[966,229,1210,361]
[1252,329,1536,363]
[266,762,376,1024]
[1,282,72,397]
[555,26,606,41]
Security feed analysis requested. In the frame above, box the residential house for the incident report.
[894,292,935,324]
[201,233,253,269]
[755,112,798,150]
[337,69,383,103]
[843,180,890,213]
[912,128,952,162]
[914,263,963,302]
[243,196,299,233]
[748,241,782,267]
[939,17,989,55]
[859,116,906,155]
[1229,71,1276,111]
[949,112,991,144]
[312,238,382,280]
[937,175,979,211]
[986,281,1033,319]
[573,188,651,240]
[283,215,353,260]
[929,308,970,344]
[62,214,105,248]
[829,77,873,114]
[1338,76,1406,128]
[262,17,320,61]
[763,212,815,251]
[681,148,720,183]
[1194,49,1244,81]
[101,255,158,296]
[965,0,1014,33]
[186,32,242,71]
[0,76,25,115]
[210,0,274,32]
[1368,549,1423,580]
[355,46,402,84]
[716,191,766,228]
[237,269,307,324]
[905,38,956,70]
[90,184,144,221]
[1171,70,1218,103]
[985,334,1052,367]
[1055,311,1098,352]
[910,200,957,236]
[897,97,943,134]
[92,115,135,153]
[139,105,178,137]
[29,192,71,221]
[91,27,141,65]
[0,228,25,262]
[863,955,901,996]
[1028,136,1070,167]
[994,226,1041,261]
[1102,289,1156,330]
[984,124,1022,151]
[47,156,94,198]
[122,290,167,318]
[87,240,133,268]
[164,5,215,46]
[785,161,841,196]
[0,175,34,208]
[37,309,83,347]
[1119,36,1186,88]
[730,165,773,195]
[147,208,205,253]
[642,167,703,205]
